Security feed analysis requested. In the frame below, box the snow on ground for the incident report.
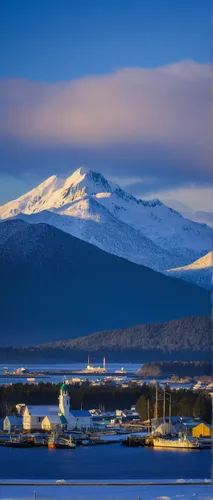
[0,481,212,500]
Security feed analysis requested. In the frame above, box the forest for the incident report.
[0,382,211,424]
[139,361,212,377]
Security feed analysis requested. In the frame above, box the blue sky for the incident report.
[0,0,212,209]
[0,0,211,81]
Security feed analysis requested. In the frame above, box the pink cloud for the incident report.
[0,60,211,178]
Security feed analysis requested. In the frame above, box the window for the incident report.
[37,417,43,423]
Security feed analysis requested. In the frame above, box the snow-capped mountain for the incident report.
[183,210,213,228]
[167,251,213,290]
[0,167,212,273]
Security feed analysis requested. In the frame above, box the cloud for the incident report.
[0,60,212,191]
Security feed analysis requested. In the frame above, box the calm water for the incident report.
[0,363,142,385]
[0,363,142,372]
[0,444,211,480]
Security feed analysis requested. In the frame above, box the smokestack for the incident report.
[103,357,106,370]
[88,354,90,367]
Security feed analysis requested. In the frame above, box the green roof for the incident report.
[60,415,68,424]
[60,383,67,392]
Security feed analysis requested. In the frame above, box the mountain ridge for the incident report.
[0,316,210,363]
[0,219,211,346]
[167,251,213,290]
[0,168,212,281]
[35,315,211,352]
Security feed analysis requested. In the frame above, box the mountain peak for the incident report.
[64,167,112,195]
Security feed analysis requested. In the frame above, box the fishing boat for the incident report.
[48,434,76,449]
[5,438,34,448]
[153,436,201,449]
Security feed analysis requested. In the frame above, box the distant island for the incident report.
[0,316,211,363]
[138,361,212,378]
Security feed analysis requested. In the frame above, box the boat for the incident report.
[5,438,34,448]
[153,436,201,449]
[33,436,48,446]
[81,439,91,446]
[48,435,76,449]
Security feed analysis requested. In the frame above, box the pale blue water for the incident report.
[0,363,142,385]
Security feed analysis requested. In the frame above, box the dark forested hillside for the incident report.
[39,315,211,352]
[0,316,211,362]
[138,361,212,377]
[0,220,211,346]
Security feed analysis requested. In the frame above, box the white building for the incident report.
[23,405,58,431]
[3,415,23,432]
[42,414,68,431]
[23,383,93,431]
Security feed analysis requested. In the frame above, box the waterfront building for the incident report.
[192,422,211,438]
[3,415,23,432]
[23,405,59,430]
[22,383,93,431]
[42,414,68,431]
[57,382,93,431]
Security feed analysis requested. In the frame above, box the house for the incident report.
[23,405,59,430]
[69,410,93,430]
[3,416,23,432]
[192,422,211,438]
[42,414,68,431]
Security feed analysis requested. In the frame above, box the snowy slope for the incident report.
[14,205,177,272]
[167,251,213,290]
[0,167,212,272]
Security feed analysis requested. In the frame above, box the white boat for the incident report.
[153,436,201,449]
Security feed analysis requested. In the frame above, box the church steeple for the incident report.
[59,379,70,419]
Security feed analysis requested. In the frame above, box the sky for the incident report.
[0,0,212,210]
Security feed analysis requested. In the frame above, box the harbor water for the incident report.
[0,443,211,480]
[0,363,142,385]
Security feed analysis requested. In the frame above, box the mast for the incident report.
[155,381,158,429]
[169,393,172,434]
[163,387,166,434]
[147,398,150,434]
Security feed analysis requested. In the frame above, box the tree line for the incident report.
[0,382,211,424]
